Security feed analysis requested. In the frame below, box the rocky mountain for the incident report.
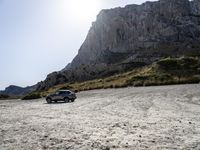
[37,0,200,91]
[0,85,37,97]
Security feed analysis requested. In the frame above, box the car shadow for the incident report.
[44,101,74,105]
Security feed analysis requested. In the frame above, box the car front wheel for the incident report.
[46,98,52,104]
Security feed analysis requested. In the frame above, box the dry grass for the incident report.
[39,57,200,97]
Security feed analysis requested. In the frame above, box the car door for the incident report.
[56,91,64,100]
[66,91,73,99]
[52,92,60,100]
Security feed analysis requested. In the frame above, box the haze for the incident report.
[0,0,156,90]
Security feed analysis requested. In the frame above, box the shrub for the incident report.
[181,57,198,67]
[157,57,200,78]
[74,89,79,93]
[133,81,144,87]
[126,74,155,84]
[155,74,172,81]
[21,93,41,100]
[59,85,72,90]
[131,75,149,81]
[107,84,114,88]
[0,94,10,99]
[157,57,180,70]
[113,84,126,89]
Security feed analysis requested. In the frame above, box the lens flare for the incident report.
[68,0,101,21]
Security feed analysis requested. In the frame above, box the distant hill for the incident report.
[37,0,200,91]
[0,85,37,97]
[0,94,10,100]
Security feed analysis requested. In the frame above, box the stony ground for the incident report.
[1,84,200,150]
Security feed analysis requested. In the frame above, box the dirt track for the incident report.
[1,84,200,150]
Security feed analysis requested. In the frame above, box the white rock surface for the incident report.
[1,84,200,149]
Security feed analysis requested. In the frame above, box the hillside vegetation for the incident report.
[21,93,42,100]
[0,94,10,100]
[37,57,200,97]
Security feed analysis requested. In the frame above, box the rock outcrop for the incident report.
[37,0,200,91]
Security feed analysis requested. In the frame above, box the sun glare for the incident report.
[68,0,100,21]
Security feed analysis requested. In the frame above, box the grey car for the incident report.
[46,90,76,103]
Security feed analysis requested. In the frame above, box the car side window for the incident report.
[57,91,71,95]
[66,91,71,94]
[59,91,64,95]
[60,91,69,95]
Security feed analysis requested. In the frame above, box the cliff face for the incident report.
[71,0,200,67]
[37,0,200,91]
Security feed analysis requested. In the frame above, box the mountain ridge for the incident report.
[0,85,37,97]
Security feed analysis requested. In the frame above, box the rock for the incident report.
[159,0,191,18]
[62,63,72,71]
[191,0,200,16]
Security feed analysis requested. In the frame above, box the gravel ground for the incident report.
[1,84,200,150]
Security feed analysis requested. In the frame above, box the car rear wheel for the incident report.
[46,98,52,104]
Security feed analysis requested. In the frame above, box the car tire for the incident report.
[64,97,69,103]
[46,98,52,104]
[71,99,75,102]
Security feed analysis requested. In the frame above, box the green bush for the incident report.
[181,57,198,67]
[133,81,144,87]
[21,93,41,100]
[59,85,72,90]
[157,57,200,77]
[131,75,150,81]
[155,74,172,81]
[157,57,180,70]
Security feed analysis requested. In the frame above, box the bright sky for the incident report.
[0,0,156,90]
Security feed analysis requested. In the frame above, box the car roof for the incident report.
[57,90,71,92]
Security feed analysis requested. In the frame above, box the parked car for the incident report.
[46,90,76,103]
